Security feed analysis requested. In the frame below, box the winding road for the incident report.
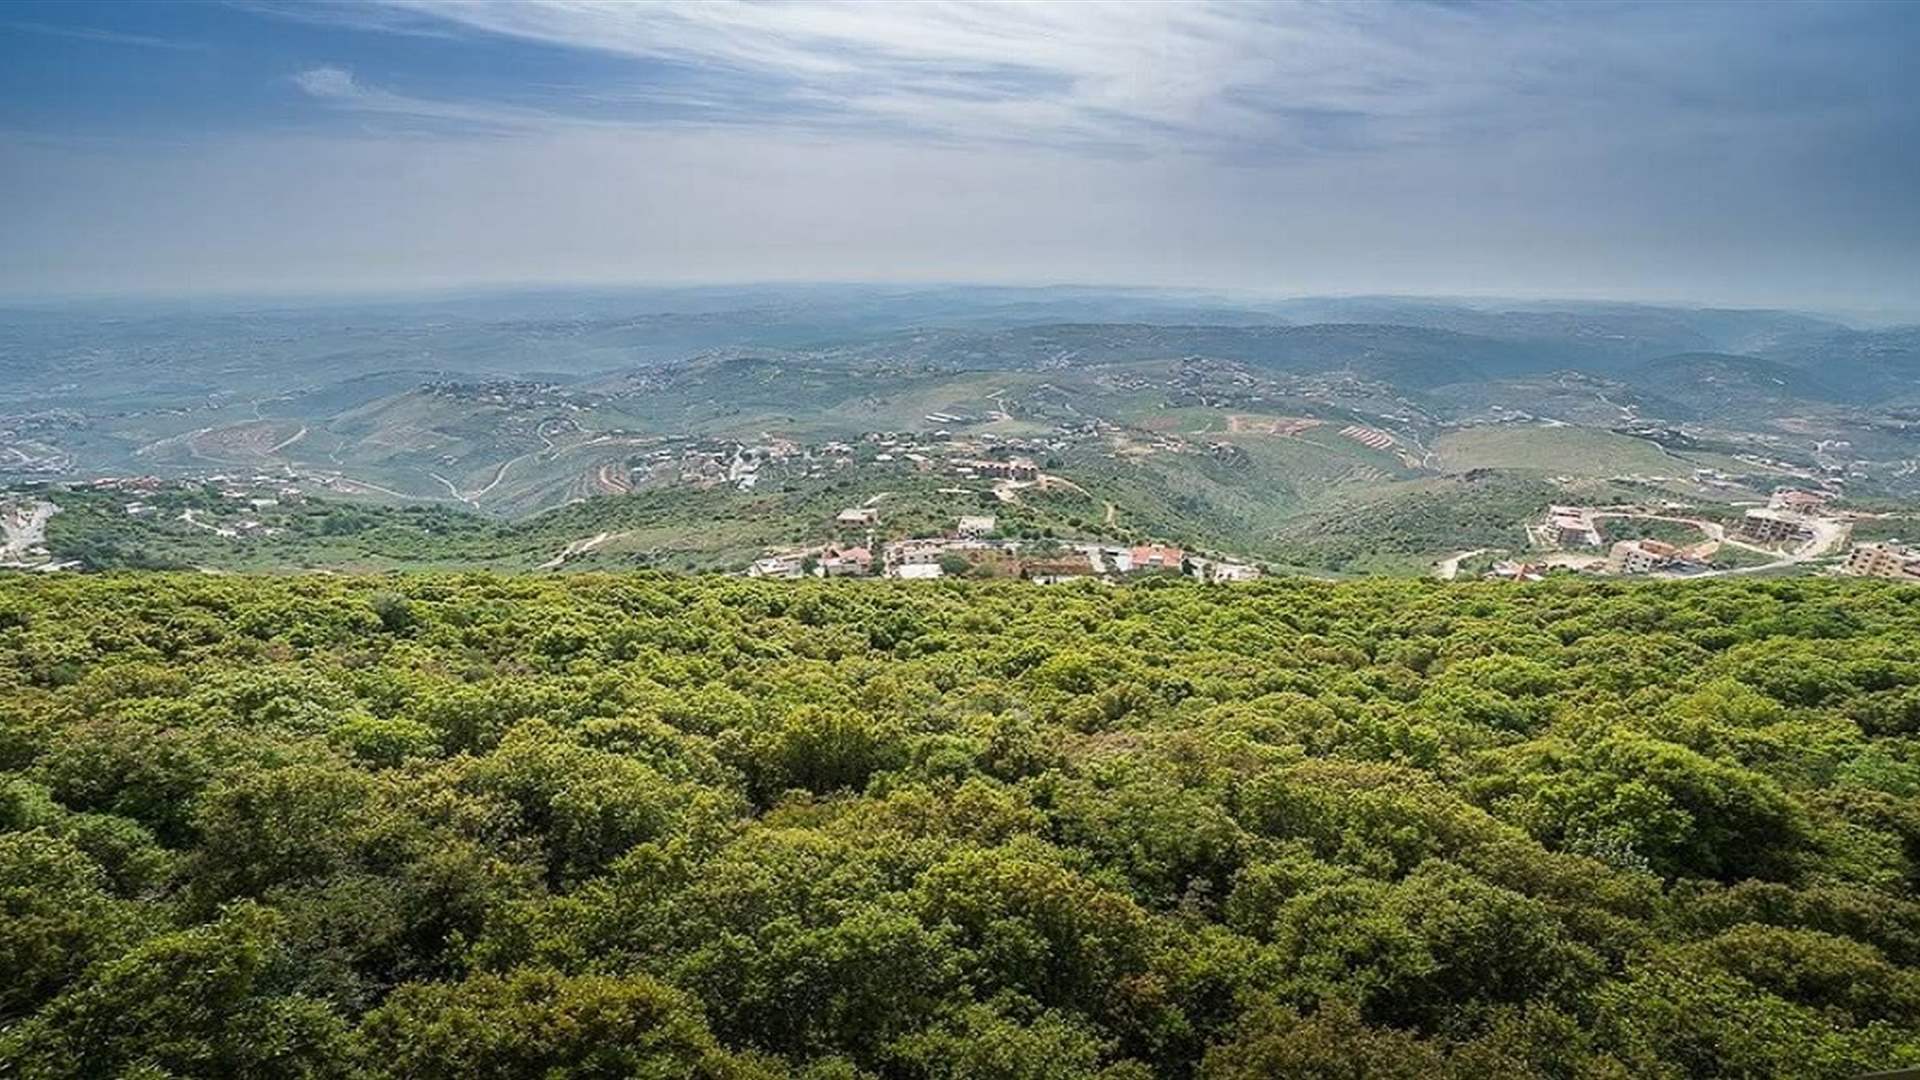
[1433,548,1487,581]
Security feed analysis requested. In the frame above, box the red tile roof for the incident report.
[1130,544,1184,567]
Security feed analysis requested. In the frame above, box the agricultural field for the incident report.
[1431,426,1681,477]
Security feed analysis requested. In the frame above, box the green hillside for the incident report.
[13,296,1920,576]
[33,476,1133,575]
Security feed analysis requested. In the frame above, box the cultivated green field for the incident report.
[1432,426,1680,476]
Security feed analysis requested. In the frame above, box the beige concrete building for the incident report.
[1739,508,1815,546]
[1770,488,1832,512]
[969,458,1039,481]
[1546,506,1601,547]
[1609,539,1679,575]
[1844,541,1920,580]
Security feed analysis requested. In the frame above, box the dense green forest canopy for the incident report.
[2,573,1919,1077]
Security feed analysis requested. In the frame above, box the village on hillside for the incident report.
[749,502,1260,585]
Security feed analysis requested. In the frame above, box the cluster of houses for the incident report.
[851,428,1066,481]
[620,428,1073,496]
[86,472,303,501]
[78,473,305,525]
[960,457,1039,482]
[1508,487,1853,581]
[1544,490,1841,557]
[616,437,805,492]
[748,514,1259,585]
[422,379,593,412]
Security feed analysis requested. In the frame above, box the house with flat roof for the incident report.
[1739,508,1815,546]
[1609,538,1679,575]
[1546,506,1601,547]
[969,458,1038,481]
[956,515,997,538]
[1845,541,1920,580]
[1769,488,1832,512]
[748,553,809,579]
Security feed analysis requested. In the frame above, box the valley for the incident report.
[4,288,1920,580]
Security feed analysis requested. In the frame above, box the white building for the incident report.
[748,554,807,579]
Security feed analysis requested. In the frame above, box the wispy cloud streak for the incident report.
[3,19,206,51]
[291,65,600,134]
[265,1,1558,154]
[273,0,1906,164]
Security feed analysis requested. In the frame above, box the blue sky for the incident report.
[3,0,1918,314]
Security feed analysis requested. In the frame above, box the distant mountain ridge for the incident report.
[11,285,1920,533]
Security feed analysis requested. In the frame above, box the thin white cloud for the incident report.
[2,19,206,50]
[277,1,1885,160]
[290,64,626,135]
[10,0,1916,308]
[291,66,359,100]
[277,0,1519,154]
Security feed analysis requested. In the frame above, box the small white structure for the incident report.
[749,554,808,579]
[956,515,997,538]
[895,563,944,580]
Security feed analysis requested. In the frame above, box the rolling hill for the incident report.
[7,287,1920,576]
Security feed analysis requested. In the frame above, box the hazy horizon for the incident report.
[3,279,1914,332]
[4,1,1919,314]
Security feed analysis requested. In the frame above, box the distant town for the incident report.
[749,508,1258,585]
